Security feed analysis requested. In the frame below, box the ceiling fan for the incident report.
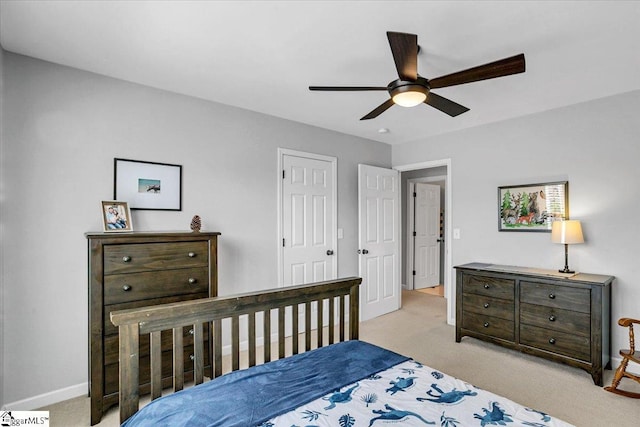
[309,31,525,120]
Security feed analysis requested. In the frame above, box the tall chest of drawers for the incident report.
[455,263,613,386]
[87,231,220,425]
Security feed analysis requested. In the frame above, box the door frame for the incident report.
[405,178,445,291]
[395,159,454,326]
[277,148,338,287]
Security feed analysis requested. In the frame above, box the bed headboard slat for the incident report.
[193,323,204,385]
[304,301,312,351]
[231,315,240,371]
[173,328,184,391]
[149,331,162,400]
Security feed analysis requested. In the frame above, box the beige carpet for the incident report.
[416,284,444,296]
[41,290,638,426]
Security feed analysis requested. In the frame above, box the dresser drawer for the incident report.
[463,275,515,300]
[104,267,209,305]
[520,303,590,336]
[462,293,514,321]
[520,281,590,313]
[104,241,208,274]
[520,324,590,361]
[462,311,514,341]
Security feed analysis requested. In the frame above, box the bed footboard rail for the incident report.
[110,277,361,424]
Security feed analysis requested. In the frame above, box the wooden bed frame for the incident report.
[110,277,362,424]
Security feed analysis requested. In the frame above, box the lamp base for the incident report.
[558,267,575,274]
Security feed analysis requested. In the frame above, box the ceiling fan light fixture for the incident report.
[389,82,428,107]
[392,90,427,107]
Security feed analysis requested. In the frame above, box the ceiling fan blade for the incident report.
[387,31,418,81]
[309,86,387,91]
[429,53,525,89]
[360,98,395,120]
[425,92,470,117]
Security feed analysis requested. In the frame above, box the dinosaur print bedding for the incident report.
[263,357,574,427]
[121,340,574,427]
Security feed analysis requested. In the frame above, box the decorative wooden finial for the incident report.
[190,215,201,232]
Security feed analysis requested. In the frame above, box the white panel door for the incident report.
[358,164,400,321]
[413,183,441,289]
[282,154,335,286]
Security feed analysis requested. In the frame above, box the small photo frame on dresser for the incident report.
[101,201,133,232]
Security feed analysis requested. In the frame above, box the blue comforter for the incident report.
[122,340,409,427]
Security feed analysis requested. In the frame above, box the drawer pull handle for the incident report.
[548,293,556,299]
[549,338,556,345]
[483,303,490,309]
[122,256,132,263]
[483,322,490,328]
[122,285,132,292]
[188,278,198,285]
[188,252,197,258]
[483,284,490,289]
[549,315,556,322]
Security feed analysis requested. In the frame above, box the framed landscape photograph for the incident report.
[101,201,133,232]
[114,158,182,210]
[498,181,568,232]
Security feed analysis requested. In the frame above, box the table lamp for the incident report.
[551,220,584,274]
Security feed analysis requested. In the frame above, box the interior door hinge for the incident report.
[413,192,417,198]
[282,238,285,247]
[282,170,285,179]
[412,270,416,276]
[413,231,416,237]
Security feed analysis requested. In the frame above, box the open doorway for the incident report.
[396,159,454,325]
[405,178,445,294]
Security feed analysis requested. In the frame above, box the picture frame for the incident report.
[114,158,182,210]
[498,181,568,232]
[101,201,133,232]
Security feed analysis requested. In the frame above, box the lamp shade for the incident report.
[551,220,584,244]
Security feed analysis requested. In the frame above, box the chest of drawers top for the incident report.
[456,262,613,287]
[86,230,221,243]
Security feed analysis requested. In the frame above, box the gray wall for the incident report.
[0,52,390,407]
[0,44,5,409]
[393,90,640,362]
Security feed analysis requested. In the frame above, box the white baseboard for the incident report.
[2,382,87,411]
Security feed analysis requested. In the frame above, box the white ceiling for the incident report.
[1,1,639,145]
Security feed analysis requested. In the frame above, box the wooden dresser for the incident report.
[87,231,220,425]
[455,263,613,386]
